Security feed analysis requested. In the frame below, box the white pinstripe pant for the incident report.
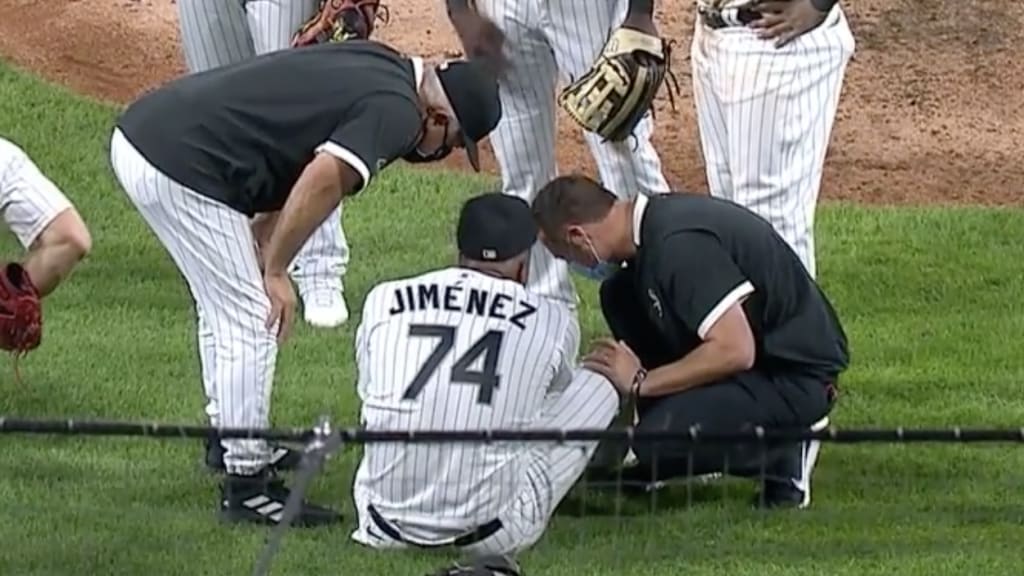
[109,128,275,475]
[691,4,855,279]
[352,369,620,556]
[176,0,348,296]
[472,0,672,309]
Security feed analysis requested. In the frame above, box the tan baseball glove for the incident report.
[558,26,677,142]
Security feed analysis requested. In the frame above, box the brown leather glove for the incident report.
[291,0,389,46]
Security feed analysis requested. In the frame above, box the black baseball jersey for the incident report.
[630,193,849,379]
[116,41,423,216]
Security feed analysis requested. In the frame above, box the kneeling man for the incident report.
[351,193,619,556]
[531,175,849,509]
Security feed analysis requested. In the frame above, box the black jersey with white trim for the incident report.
[631,193,849,378]
[116,41,423,216]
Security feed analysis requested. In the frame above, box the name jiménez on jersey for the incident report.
[388,281,538,329]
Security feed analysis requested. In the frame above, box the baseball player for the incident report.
[445,0,672,338]
[107,41,502,526]
[531,174,848,509]
[350,193,619,555]
[687,0,856,278]
[176,0,351,328]
[0,136,91,306]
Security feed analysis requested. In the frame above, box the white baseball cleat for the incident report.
[301,288,349,328]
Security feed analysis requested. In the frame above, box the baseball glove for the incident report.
[427,555,522,576]
[291,0,390,45]
[558,26,678,142]
[0,262,42,355]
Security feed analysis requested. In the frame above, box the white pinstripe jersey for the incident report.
[353,266,577,527]
[1,137,72,249]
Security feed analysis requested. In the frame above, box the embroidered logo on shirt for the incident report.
[648,288,663,318]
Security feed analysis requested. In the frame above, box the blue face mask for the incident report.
[570,260,619,281]
[569,235,619,281]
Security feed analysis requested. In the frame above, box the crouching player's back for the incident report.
[351,193,619,557]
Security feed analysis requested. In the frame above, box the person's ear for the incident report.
[565,225,587,248]
[425,107,450,128]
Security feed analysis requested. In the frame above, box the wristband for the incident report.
[630,368,648,399]
[810,0,839,12]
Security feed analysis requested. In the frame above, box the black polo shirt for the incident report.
[116,41,424,216]
[631,193,849,379]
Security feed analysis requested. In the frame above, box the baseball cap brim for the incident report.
[437,60,501,173]
[464,140,481,172]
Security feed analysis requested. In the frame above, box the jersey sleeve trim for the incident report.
[316,141,371,191]
[697,280,754,340]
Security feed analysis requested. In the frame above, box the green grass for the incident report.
[2,60,1024,576]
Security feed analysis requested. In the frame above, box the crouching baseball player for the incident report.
[351,193,619,555]
[108,40,502,526]
[0,136,91,355]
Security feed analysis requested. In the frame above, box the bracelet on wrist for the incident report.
[631,368,648,398]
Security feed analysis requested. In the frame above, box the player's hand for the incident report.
[621,11,658,36]
[263,271,296,343]
[748,0,829,48]
[449,9,508,77]
[582,338,643,394]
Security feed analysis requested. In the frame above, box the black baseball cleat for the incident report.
[753,416,829,510]
[205,437,303,473]
[219,471,342,527]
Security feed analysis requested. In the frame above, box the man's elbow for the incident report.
[719,336,755,372]
[313,153,363,199]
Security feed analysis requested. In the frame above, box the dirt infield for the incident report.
[0,0,1020,205]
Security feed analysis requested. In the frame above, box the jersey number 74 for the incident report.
[401,323,504,406]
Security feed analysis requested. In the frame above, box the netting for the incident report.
[2,416,1022,576]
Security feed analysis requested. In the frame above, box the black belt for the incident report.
[367,505,503,549]
[697,5,763,29]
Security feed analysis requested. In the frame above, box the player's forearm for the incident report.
[445,0,471,16]
[23,241,85,297]
[638,340,753,397]
[811,0,840,11]
[262,161,346,276]
[627,0,655,18]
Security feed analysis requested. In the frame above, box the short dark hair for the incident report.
[531,175,616,238]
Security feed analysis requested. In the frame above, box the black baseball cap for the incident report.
[457,193,538,262]
[437,59,502,171]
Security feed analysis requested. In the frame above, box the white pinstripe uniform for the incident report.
[469,0,672,315]
[0,137,73,251]
[351,267,620,555]
[109,128,277,474]
[176,0,351,305]
[691,0,855,278]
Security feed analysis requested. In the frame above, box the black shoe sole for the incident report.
[219,507,343,527]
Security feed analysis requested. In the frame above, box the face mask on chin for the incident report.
[569,233,620,282]
[570,260,619,282]
[404,118,452,163]
[403,144,452,163]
